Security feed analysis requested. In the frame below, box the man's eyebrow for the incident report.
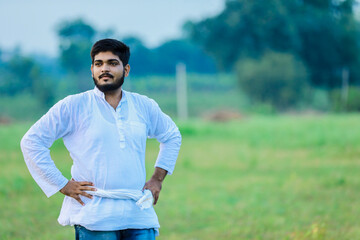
[107,59,120,62]
[94,59,120,63]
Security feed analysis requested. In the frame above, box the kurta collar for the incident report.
[93,86,127,103]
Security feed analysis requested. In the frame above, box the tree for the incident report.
[186,0,360,88]
[293,0,360,88]
[152,39,217,74]
[57,19,96,91]
[123,37,217,75]
[185,0,300,71]
[0,50,55,108]
[236,51,308,110]
[0,53,39,96]
[122,36,153,75]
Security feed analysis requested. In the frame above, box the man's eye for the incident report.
[110,62,118,66]
[95,63,102,66]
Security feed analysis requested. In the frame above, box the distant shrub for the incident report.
[0,93,45,121]
[308,89,331,111]
[236,51,309,110]
[331,87,360,112]
[250,103,276,115]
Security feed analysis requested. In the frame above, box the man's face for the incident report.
[91,51,130,93]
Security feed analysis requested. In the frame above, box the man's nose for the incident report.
[101,64,110,72]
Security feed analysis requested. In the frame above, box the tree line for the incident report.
[2,0,360,118]
[0,18,216,110]
[186,0,360,111]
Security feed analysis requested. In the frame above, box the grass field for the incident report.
[1,114,360,239]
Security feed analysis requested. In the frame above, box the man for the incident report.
[20,38,181,240]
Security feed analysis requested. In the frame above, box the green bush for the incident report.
[331,87,360,112]
[236,51,309,110]
[308,89,331,111]
[0,93,46,121]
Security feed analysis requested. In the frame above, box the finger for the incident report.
[74,196,85,206]
[79,186,97,191]
[80,192,93,199]
[143,183,150,191]
[78,181,94,186]
[153,193,159,205]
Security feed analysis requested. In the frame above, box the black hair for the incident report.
[90,39,130,65]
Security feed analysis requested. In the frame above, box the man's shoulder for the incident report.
[124,90,157,107]
[61,89,94,106]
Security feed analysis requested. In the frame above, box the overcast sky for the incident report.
[0,0,224,56]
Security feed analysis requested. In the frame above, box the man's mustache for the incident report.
[99,73,114,79]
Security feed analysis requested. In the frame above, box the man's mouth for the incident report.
[99,74,113,79]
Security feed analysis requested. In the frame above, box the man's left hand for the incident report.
[143,167,167,205]
[143,178,162,205]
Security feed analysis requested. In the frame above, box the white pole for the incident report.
[176,62,188,120]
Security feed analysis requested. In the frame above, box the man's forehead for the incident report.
[94,51,121,61]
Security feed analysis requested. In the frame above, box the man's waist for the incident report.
[86,188,153,210]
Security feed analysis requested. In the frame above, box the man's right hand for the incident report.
[59,179,96,206]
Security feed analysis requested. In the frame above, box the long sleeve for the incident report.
[147,99,181,175]
[20,99,74,197]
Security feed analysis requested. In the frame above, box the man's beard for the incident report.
[93,70,125,93]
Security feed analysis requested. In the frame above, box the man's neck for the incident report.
[104,87,122,110]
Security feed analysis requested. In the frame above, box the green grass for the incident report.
[1,114,360,239]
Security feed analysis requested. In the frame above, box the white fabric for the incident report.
[87,189,154,210]
[20,87,181,235]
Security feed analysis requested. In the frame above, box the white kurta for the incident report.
[20,87,181,234]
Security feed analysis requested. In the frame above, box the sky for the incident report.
[0,0,224,57]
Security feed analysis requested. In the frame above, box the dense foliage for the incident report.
[236,52,308,109]
[186,0,360,109]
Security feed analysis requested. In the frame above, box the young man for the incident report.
[20,39,181,240]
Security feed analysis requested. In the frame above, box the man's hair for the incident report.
[90,39,130,65]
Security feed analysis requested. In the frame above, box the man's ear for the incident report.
[90,64,94,77]
[124,64,131,77]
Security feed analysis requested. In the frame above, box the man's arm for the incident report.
[20,98,95,205]
[20,99,71,197]
[145,98,182,205]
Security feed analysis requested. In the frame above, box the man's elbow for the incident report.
[20,132,34,156]
[173,130,182,148]
[20,134,28,153]
[178,132,182,145]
